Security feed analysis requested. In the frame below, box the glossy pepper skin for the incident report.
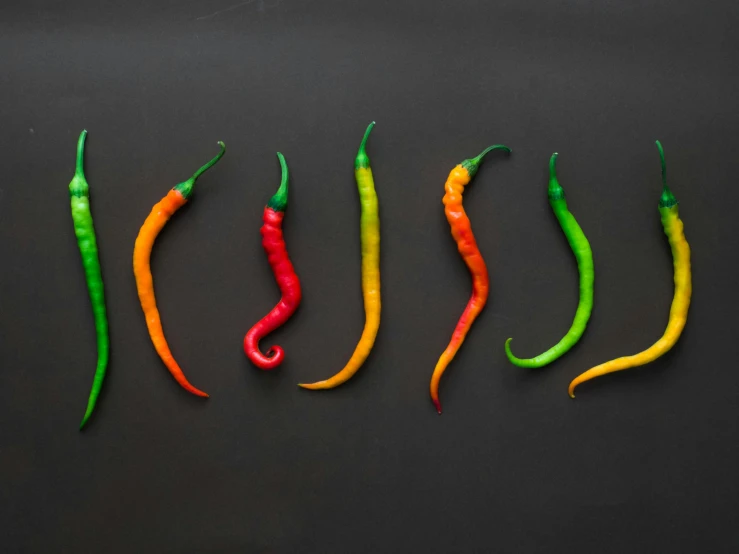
[569,141,691,397]
[505,153,594,367]
[244,153,302,369]
[430,145,511,413]
[133,142,225,397]
[69,130,110,429]
[299,122,380,390]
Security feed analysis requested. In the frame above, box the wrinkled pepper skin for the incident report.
[568,141,691,397]
[69,130,110,429]
[133,142,225,398]
[244,153,302,369]
[299,122,380,390]
[430,144,510,414]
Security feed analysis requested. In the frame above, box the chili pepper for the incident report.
[68,130,110,429]
[568,141,691,397]
[505,153,594,368]
[133,142,226,397]
[430,144,510,414]
[244,153,302,369]
[299,122,380,390]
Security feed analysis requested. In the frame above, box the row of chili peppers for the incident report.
[68,124,692,429]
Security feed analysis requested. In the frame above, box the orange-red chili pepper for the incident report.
[133,142,225,397]
[244,153,302,369]
[430,145,510,414]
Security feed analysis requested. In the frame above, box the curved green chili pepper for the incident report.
[69,130,110,429]
[505,152,594,368]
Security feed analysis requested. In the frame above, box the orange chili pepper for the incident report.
[133,142,225,397]
[430,144,510,413]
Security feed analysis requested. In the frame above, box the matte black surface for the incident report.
[2,1,738,552]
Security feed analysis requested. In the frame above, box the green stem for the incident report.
[656,140,677,208]
[267,152,289,212]
[461,144,511,177]
[656,140,666,184]
[76,130,87,178]
[174,141,226,199]
[549,152,558,179]
[355,121,375,169]
[548,152,565,200]
[69,130,89,198]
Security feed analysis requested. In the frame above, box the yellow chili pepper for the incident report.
[569,141,691,397]
[299,122,380,390]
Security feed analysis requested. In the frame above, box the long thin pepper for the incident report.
[568,141,691,397]
[299,122,380,390]
[505,153,594,368]
[244,153,302,369]
[69,130,110,429]
[430,144,510,413]
[133,142,226,397]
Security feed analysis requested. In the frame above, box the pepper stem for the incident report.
[549,152,558,180]
[656,140,677,208]
[355,121,375,169]
[68,130,90,197]
[76,130,87,178]
[267,152,289,212]
[548,152,565,200]
[174,141,226,199]
[461,144,511,177]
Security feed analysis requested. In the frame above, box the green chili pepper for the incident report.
[505,152,594,368]
[69,130,110,429]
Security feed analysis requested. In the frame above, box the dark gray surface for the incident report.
[2,0,738,552]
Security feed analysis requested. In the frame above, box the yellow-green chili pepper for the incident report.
[300,122,380,390]
[569,141,692,397]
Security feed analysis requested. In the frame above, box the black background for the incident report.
[2,1,738,552]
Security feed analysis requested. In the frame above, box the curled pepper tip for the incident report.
[504,337,528,366]
[504,337,514,355]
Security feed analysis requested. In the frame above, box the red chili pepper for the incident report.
[244,153,302,369]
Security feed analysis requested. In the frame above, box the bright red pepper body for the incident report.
[244,153,301,369]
